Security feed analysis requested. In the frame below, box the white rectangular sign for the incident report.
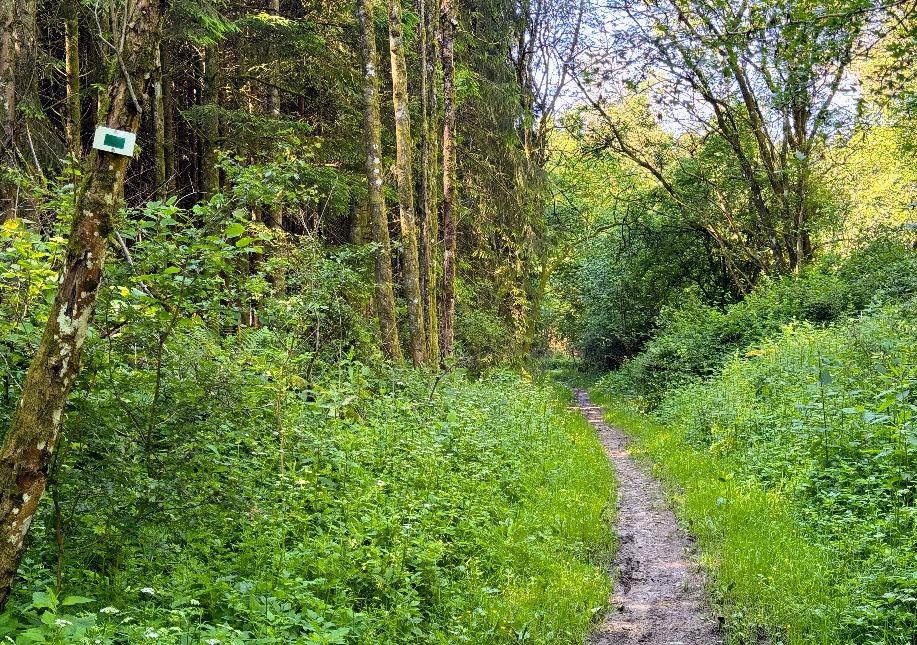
[92,126,137,157]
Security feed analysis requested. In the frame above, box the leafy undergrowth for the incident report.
[593,298,917,644]
[599,239,917,408]
[1,361,614,643]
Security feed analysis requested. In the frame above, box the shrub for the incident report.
[605,238,917,406]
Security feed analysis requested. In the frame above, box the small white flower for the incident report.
[54,618,73,628]
[205,640,221,645]
[140,587,156,595]
[295,479,307,486]
[189,598,200,606]
[100,606,120,614]
[376,480,385,486]
[144,629,159,639]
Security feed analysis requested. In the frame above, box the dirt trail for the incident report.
[574,389,722,645]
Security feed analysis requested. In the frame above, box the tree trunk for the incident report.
[387,0,427,367]
[13,0,37,164]
[357,0,402,362]
[269,0,280,118]
[200,44,220,199]
[417,0,439,366]
[523,256,551,356]
[439,0,457,360]
[265,0,283,230]
[161,43,176,196]
[63,0,81,161]
[350,198,369,244]
[152,44,167,200]
[2,0,40,221]
[0,0,166,610]
[0,0,16,220]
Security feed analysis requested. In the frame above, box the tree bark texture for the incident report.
[64,0,81,160]
[0,0,166,610]
[153,44,167,199]
[439,0,457,360]
[387,0,427,367]
[357,0,402,362]
[201,44,220,199]
[265,0,283,230]
[0,0,16,220]
[417,0,439,366]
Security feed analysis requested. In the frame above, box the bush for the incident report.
[606,238,917,406]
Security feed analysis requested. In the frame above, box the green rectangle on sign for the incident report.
[103,133,126,149]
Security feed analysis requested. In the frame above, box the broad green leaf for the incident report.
[225,223,245,238]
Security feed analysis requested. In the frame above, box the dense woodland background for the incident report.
[1,0,917,642]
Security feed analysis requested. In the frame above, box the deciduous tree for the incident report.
[0,0,168,609]
[388,0,427,366]
[357,0,402,361]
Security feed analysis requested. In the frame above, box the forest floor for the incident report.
[574,389,723,645]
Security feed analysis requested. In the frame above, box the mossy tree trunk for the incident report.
[417,0,439,366]
[357,0,402,362]
[0,0,166,610]
[439,0,457,360]
[201,44,220,199]
[0,0,16,220]
[265,0,283,231]
[63,0,81,161]
[153,43,167,199]
[161,43,176,196]
[0,0,37,220]
[388,0,427,367]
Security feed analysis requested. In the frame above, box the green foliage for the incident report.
[1,188,613,640]
[218,137,360,225]
[170,0,239,46]
[602,238,917,407]
[0,219,65,409]
[587,244,917,642]
[635,299,917,643]
[2,368,613,643]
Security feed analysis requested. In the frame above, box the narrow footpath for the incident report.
[574,389,722,645]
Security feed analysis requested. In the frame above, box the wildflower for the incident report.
[189,599,200,606]
[54,618,73,628]
[205,640,221,645]
[140,587,156,596]
[100,606,120,614]
[144,629,159,639]
[376,480,385,486]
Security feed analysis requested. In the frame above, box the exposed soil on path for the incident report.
[574,389,722,645]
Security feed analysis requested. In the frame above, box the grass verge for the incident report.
[589,390,849,645]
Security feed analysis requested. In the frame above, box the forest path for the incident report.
[574,389,722,645]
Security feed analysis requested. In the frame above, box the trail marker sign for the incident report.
[92,126,136,157]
